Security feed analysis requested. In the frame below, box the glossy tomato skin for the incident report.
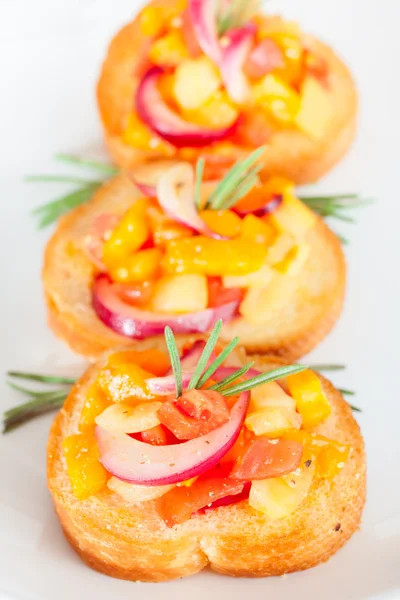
[140,424,175,445]
[230,437,303,481]
[156,471,244,526]
[157,390,230,440]
[207,277,244,308]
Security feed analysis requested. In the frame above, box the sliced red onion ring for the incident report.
[220,24,256,103]
[234,194,283,217]
[93,274,239,339]
[136,67,238,148]
[157,162,209,232]
[189,0,222,65]
[96,391,249,485]
[130,160,180,197]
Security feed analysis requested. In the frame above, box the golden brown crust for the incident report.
[97,4,357,184]
[42,174,346,361]
[47,347,366,582]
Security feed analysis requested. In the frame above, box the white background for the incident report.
[0,1,399,599]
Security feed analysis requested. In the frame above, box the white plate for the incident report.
[0,1,399,599]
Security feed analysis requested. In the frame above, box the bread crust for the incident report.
[97,3,357,184]
[42,174,346,361]
[47,345,366,582]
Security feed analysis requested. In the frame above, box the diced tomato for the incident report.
[244,38,284,80]
[201,481,251,511]
[230,437,303,481]
[141,424,173,445]
[304,50,330,89]
[156,474,244,526]
[231,111,272,147]
[177,389,229,421]
[181,9,202,57]
[207,277,244,308]
[113,280,155,308]
[220,427,255,466]
[157,390,230,440]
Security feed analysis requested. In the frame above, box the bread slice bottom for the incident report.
[43,174,346,361]
[47,348,365,582]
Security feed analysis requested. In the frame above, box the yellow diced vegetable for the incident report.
[286,370,331,428]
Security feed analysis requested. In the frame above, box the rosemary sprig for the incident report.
[3,372,75,433]
[205,147,265,210]
[309,364,346,372]
[27,154,118,229]
[187,320,224,390]
[164,326,183,397]
[208,361,255,391]
[219,364,307,396]
[299,193,373,225]
[196,336,240,389]
[194,157,205,209]
[218,0,262,35]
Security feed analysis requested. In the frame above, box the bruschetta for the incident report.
[97,0,357,183]
[47,331,365,582]
[43,156,346,360]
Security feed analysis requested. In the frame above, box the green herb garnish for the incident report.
[3,372,75,433]
[194,157,205,209]
[28,154,118,228]
[208,362,255,391]
[204,146,265,210]
[309,364,346,372]
[164,326,183,397]
[187,320,224,390]
[219,364,307,396]
[299,193,373,226]
[217,0,262,35]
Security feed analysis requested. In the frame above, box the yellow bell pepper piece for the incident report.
[79,382,110,431]
[286,370,331,428]
[63,432,108,500]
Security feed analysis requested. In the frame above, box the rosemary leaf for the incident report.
[196,336,240,389]
[349,404,362,413]
[207,147,265,210]
[7,371,76,384]
[194,157,205,209]
[32,184,99,228]
[208,362,255,391]
[25,175,101,185]
[6,381,69,399]
[164,326,183,397]
[3,392,67,433]
[309,364,346,372]
[220,364,307,396]
[55,154,119,175]
[338,388,355,396]
[187,320,223,390]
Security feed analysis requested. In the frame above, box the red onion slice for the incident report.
[147,341,217,395]
[136,67,238,148]
[93,274,239,339]
[96,391,249,485]
[189,0,222,64]
[220,24,256,103]
[234,194,283,217]
[130,160,180,197]
[157,162,209,232]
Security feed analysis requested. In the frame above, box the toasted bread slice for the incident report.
[47,344,366,582]
[43,174,345,360]
[97,3,357,184]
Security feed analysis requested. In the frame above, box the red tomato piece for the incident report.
[113,280,155,308]
[177,389,229,421]
[231,111,272,148]
[141,424,172,445]
[244,38,284,80]
[157,390,230,440]
[230,437,303,481]
[207,277,244,308]
[156,476,244,526]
